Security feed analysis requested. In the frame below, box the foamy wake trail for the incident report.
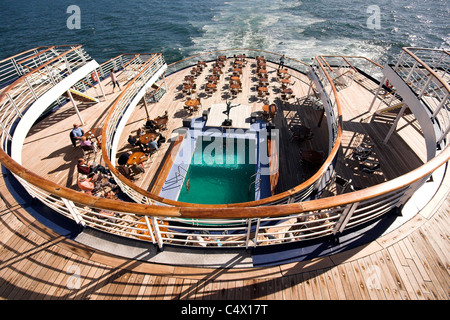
[186,0,387,63]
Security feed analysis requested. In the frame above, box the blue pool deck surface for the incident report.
[159,116,272,203]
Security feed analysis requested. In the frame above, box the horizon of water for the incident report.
[0,0,448,66]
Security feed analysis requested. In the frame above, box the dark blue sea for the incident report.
[0,0,448,65]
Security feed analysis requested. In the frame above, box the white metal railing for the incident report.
[0,45,91,153]
[0,46,448,252]
[393,48,450,147]
[0,46,83,89]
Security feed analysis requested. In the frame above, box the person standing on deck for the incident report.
[278,54,285,70]
[110,68,121,93]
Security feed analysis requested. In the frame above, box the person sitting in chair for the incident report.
[128,135,138,146]
[80,136,94,150]
[70,123,84,147]
[148,139,159,152]
[77,158,109,177]
[145,118,157,132]
[157,133,166,147]
[78,174,97,192]
[118,151,132,166]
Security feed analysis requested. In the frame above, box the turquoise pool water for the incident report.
[177,137,256,204]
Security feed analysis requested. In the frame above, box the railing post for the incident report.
[12,58,24,77]
[143,215,156,244]
[62,198,86,228]
[94,69,107,101]
[45,65,57,86]
[0,122,13,141]
[245,218,252,249]
[6,93,23,118]
[253,218,261,248]
[64,55,72,74]
[25,77,39,100]
[431,92,449,119]
[332,202,359,240]
[368,75,385,113]
[151,217,164,250]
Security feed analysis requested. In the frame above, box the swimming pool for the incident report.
[177,136,257,204]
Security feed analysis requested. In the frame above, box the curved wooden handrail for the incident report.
[402,47,450,93]
[0,131,448,219]
[0,47,448,221]
[0,46,50,64]
[99,50,342,208]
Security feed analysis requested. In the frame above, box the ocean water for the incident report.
[0,0,448,65]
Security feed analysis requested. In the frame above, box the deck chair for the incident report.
[335,175,354,193]
[352,145,372,161]
[359,160,381,173]
[80,145,96,159]
[117,165,136,180]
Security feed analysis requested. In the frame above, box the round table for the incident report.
[154,117,168,130]
[206,83,216,89]
[258,86,268,92]
[127,152,148,166]
[281,78,290,84]
[208,76,218,82]
[283,88,293,94]
[84,127,102,140]
[139,132,158,145]
[185,99,200,107]
[84,127,102,146]
[232,68,242,74]
[230,84,241,90]
[278,69,288,77]
[262,104,277,115]
[258,69,267,74]
[231,76,240,81]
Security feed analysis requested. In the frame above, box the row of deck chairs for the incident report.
[352,141,381,173]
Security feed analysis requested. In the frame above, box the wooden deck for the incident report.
[1,55,447,300]
[20,57,427,200]
[0,164,448,300]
